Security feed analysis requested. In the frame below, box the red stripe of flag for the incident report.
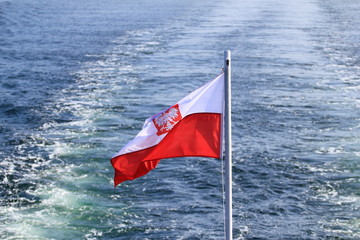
[111,113,221,186]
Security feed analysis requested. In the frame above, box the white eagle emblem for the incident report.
[153,104,182,135]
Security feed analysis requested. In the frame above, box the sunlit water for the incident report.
[0,0,359,239]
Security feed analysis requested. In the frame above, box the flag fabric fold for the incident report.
[111,73,224,187]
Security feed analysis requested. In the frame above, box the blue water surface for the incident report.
[0,0,359,239]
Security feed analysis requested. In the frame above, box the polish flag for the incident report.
[111,73,224,187]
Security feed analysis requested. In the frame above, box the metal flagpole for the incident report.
[224,50,232,240]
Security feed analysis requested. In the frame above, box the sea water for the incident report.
[0,0,359,239]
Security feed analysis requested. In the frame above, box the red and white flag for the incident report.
[111,73,224,187]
